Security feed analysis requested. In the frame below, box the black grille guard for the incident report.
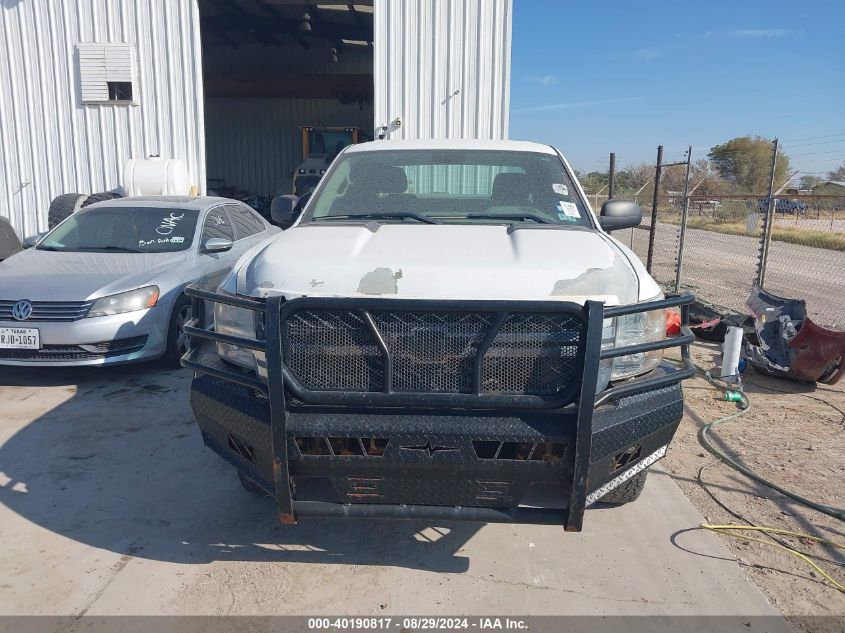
[182,288,694,527]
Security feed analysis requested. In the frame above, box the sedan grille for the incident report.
[0,335,148,361]
[283,309,583,396]
[0,300,93,322]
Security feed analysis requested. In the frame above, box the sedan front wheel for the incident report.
[164,295,194,367]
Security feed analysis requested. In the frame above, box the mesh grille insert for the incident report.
[481,314,581,395]
[283,308,583,397]
[372,311,494,393]
[284,310,383,391]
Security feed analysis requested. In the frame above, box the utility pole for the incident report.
[608,152,616,200]
[756,138,779,287]
[674,146,692,292]
[645,145,663,274]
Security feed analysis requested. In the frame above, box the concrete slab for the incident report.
[0,364,786,621]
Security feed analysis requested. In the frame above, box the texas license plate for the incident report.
[0,327,41,349]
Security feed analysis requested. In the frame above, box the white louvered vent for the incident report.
[78,43,136,104]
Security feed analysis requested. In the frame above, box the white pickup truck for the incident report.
[184,139,694,531]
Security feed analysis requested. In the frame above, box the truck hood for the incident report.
[240,224,642,304]
[0,249,186,301]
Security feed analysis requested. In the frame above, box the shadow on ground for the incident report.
[0,365,486,573]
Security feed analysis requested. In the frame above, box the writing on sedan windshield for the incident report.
[156,212,186,236]
[38,207,200,254]
[139,236,185,247]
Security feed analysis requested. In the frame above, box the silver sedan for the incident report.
[0,196,279,366]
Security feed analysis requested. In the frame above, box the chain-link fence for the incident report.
[583,141,845,328]
[628,193,845,327]
[761,196,845,327]
[671,195,764,314]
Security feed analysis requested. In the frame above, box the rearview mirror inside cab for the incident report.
[599,199,642,232]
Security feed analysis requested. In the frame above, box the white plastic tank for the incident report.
[122,157,191,196]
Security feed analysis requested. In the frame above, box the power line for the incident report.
[782,132,845,143]
[789,149,843,157]
[790,157,844,165]
[783,139,845,149]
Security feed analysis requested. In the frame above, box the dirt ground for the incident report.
[663,342,845,631]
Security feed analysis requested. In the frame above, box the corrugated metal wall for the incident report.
[205,98,374,196]
[373,0,512,141]
[0,0,513,235]
[0,0,205,236]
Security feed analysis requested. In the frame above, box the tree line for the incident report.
[574,136,845,197]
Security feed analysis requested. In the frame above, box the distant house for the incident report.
[811,181,845,195]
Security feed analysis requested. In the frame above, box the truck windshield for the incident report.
[308,150,591,226]
[37,206,199,253]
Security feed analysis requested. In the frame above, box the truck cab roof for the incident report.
[344,138,559,155]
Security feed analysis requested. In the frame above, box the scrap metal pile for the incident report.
[690,285,845,384]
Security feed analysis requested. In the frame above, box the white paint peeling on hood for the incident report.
[240,223,644,305]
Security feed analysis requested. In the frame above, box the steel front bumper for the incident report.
[183,291,694,530]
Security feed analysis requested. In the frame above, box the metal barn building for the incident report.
[0,0,513,237]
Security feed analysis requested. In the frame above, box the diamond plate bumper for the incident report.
[183,291,693,531]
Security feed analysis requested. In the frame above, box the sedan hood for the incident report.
[240,224,641,304]
[0,249,186,301]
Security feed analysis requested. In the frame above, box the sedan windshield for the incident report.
[38,206,199,253]
[308,149,591,227]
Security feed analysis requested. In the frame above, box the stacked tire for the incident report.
[47,191,123,229]
[47,193,87,229]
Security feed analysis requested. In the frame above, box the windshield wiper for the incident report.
[36,244,63,251]
[316,212,441,225]
[74,245,144,253]
[465,213,552,225]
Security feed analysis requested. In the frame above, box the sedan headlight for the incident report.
[87,286,159,318]
[215,301,258,370]
[608,301,666,381]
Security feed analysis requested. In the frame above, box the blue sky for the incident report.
[508,1,845,178]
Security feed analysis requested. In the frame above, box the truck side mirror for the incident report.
[271,195,300,228]
[599,200,642,232]
[22,232,46,249]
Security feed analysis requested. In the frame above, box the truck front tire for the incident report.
[600,471,648,504]
[237,471,266,495]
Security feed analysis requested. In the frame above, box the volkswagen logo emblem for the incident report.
[11,300,33,321]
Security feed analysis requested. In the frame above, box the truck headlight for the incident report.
[87,286,159,318]
[609,301,666,381]
[596,318,615,393]
[215,301,258,370]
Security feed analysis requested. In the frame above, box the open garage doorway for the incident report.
[198,0,374,217]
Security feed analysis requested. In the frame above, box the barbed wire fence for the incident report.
[588,140,845,328]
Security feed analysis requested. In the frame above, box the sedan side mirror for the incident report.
[201,237,233,254]
[22,232,46,248]
[271,195,300,228]
[599,199,642,232]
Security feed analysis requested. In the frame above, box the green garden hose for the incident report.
[695,364,845,522]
